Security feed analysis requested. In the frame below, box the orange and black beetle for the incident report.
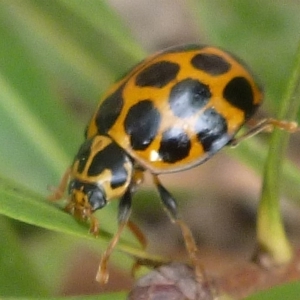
[50,44,297,283]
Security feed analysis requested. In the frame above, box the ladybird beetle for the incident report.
[50,44,298,284]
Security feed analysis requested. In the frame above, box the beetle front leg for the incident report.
[89,215,100,236]
[96,187,133,284]
[48,168,71,201]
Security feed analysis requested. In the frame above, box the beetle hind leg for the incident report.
[230,118,299,147]
[153,175,206,283]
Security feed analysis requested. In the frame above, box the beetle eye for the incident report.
[87,188,107,211]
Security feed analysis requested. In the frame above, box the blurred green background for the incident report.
[0,0,300,299]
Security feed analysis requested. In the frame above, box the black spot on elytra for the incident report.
[135,61,180,88]
[191,53,231,75]
[95,84,125,135]
[158,127,191,163]
[88,142,129,189]
[169,79,211,118]
[124,100,161,151]
[223,77,257,119]
[195,108,228,152]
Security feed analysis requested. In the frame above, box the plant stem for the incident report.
[257,40,300,265]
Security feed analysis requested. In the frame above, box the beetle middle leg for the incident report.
[153,175,206,283]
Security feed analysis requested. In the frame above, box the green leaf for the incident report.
[246,281,300,300]
[1,292,126,300]
[0,175,164,296]
[0,71,70,189]
[0,175,164,262]
[0,217,49,297]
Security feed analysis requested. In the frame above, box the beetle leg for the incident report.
[132,166,145,186]
[89,215,100,236]
[48,168,71,201]
[153,175,206,283]
[127,220,147,249]
[96,187,133,284]
[230,118,298,147]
